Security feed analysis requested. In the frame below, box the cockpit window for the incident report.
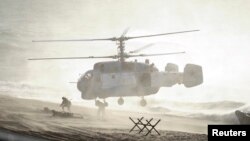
[78,70,93,81]
[84,72,92,80]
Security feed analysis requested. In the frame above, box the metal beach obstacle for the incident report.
[129,117,161,136]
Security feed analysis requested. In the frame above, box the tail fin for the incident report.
[183,64,203,87]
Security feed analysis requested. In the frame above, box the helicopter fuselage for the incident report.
[76,61,203,100]
[77,61,161,99]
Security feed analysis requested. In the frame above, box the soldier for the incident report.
[60,97,71,112]
[95,99,108,120]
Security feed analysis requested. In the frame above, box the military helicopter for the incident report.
[29,29,203,106]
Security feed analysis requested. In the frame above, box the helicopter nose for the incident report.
[77,78,96,100]
[77,79,87,93]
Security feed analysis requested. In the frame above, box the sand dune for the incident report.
[0,94,208,141]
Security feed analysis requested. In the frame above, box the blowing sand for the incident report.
[0,94,208,141]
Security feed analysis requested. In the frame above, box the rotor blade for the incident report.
[32,37,116,42]
[28,55,117,60]
[127,51,185,57]
[129,43,154,54]
[126,30,199,40]
[121,27,130,38]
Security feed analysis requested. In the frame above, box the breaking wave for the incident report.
[147,101,249,123]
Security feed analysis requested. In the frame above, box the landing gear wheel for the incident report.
[118,97,124,105]
[140,98,147,107]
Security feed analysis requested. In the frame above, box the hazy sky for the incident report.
[0,0,250,104]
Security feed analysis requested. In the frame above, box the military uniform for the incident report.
[60,97,71,112]
[95,100,108,120]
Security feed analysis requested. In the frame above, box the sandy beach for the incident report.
[0,94,208,141]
